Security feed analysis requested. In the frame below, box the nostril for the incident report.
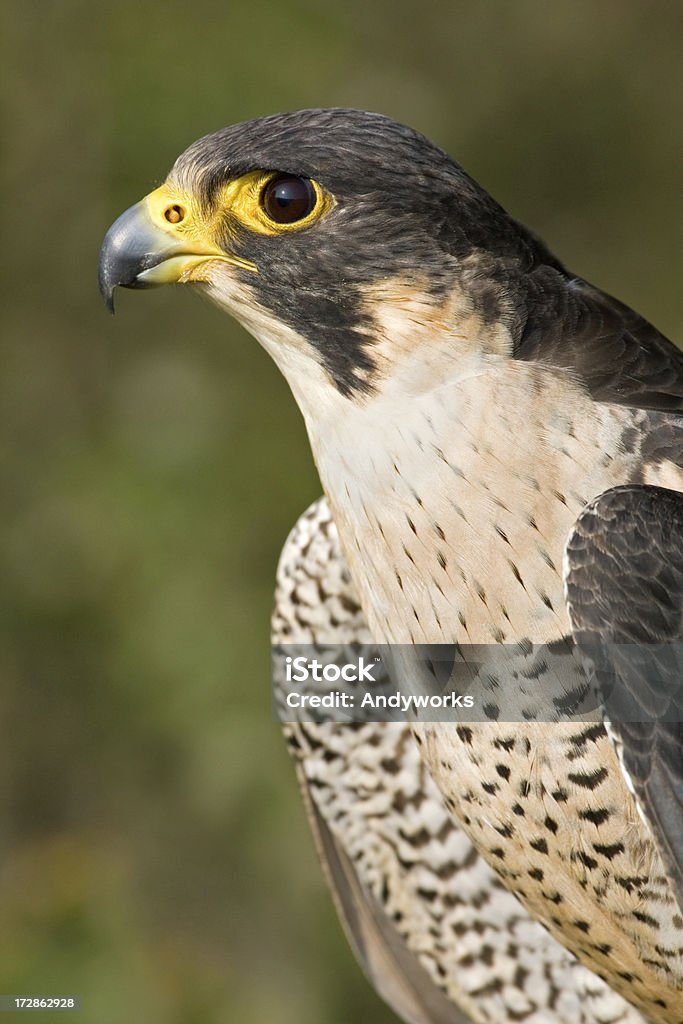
[164,204,185,224]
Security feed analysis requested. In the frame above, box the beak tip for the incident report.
[104,288,116,315]
[98,239,118,314]
[98,200,152,317]
[99,280,116,315]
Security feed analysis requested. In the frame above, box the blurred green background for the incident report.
[1,2,681,1021]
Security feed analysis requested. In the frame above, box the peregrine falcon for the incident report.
[99,109,683,1023]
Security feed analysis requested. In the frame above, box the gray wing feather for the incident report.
[514,269,683,412]
[565,484,683,908]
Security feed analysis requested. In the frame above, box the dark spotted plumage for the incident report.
[273,498,645,1024]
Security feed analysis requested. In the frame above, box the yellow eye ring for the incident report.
[216,170,334,237]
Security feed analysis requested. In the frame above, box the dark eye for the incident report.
[261,175,317,224]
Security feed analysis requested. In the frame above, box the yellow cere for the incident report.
[140,182,258,279]
[145,183,224,248]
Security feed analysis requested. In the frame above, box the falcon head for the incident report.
[99,108,555,402]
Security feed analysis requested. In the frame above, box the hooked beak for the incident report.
[98,192,255,313]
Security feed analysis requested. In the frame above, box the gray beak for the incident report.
[98,200,180,313]
[99,195,256,313]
